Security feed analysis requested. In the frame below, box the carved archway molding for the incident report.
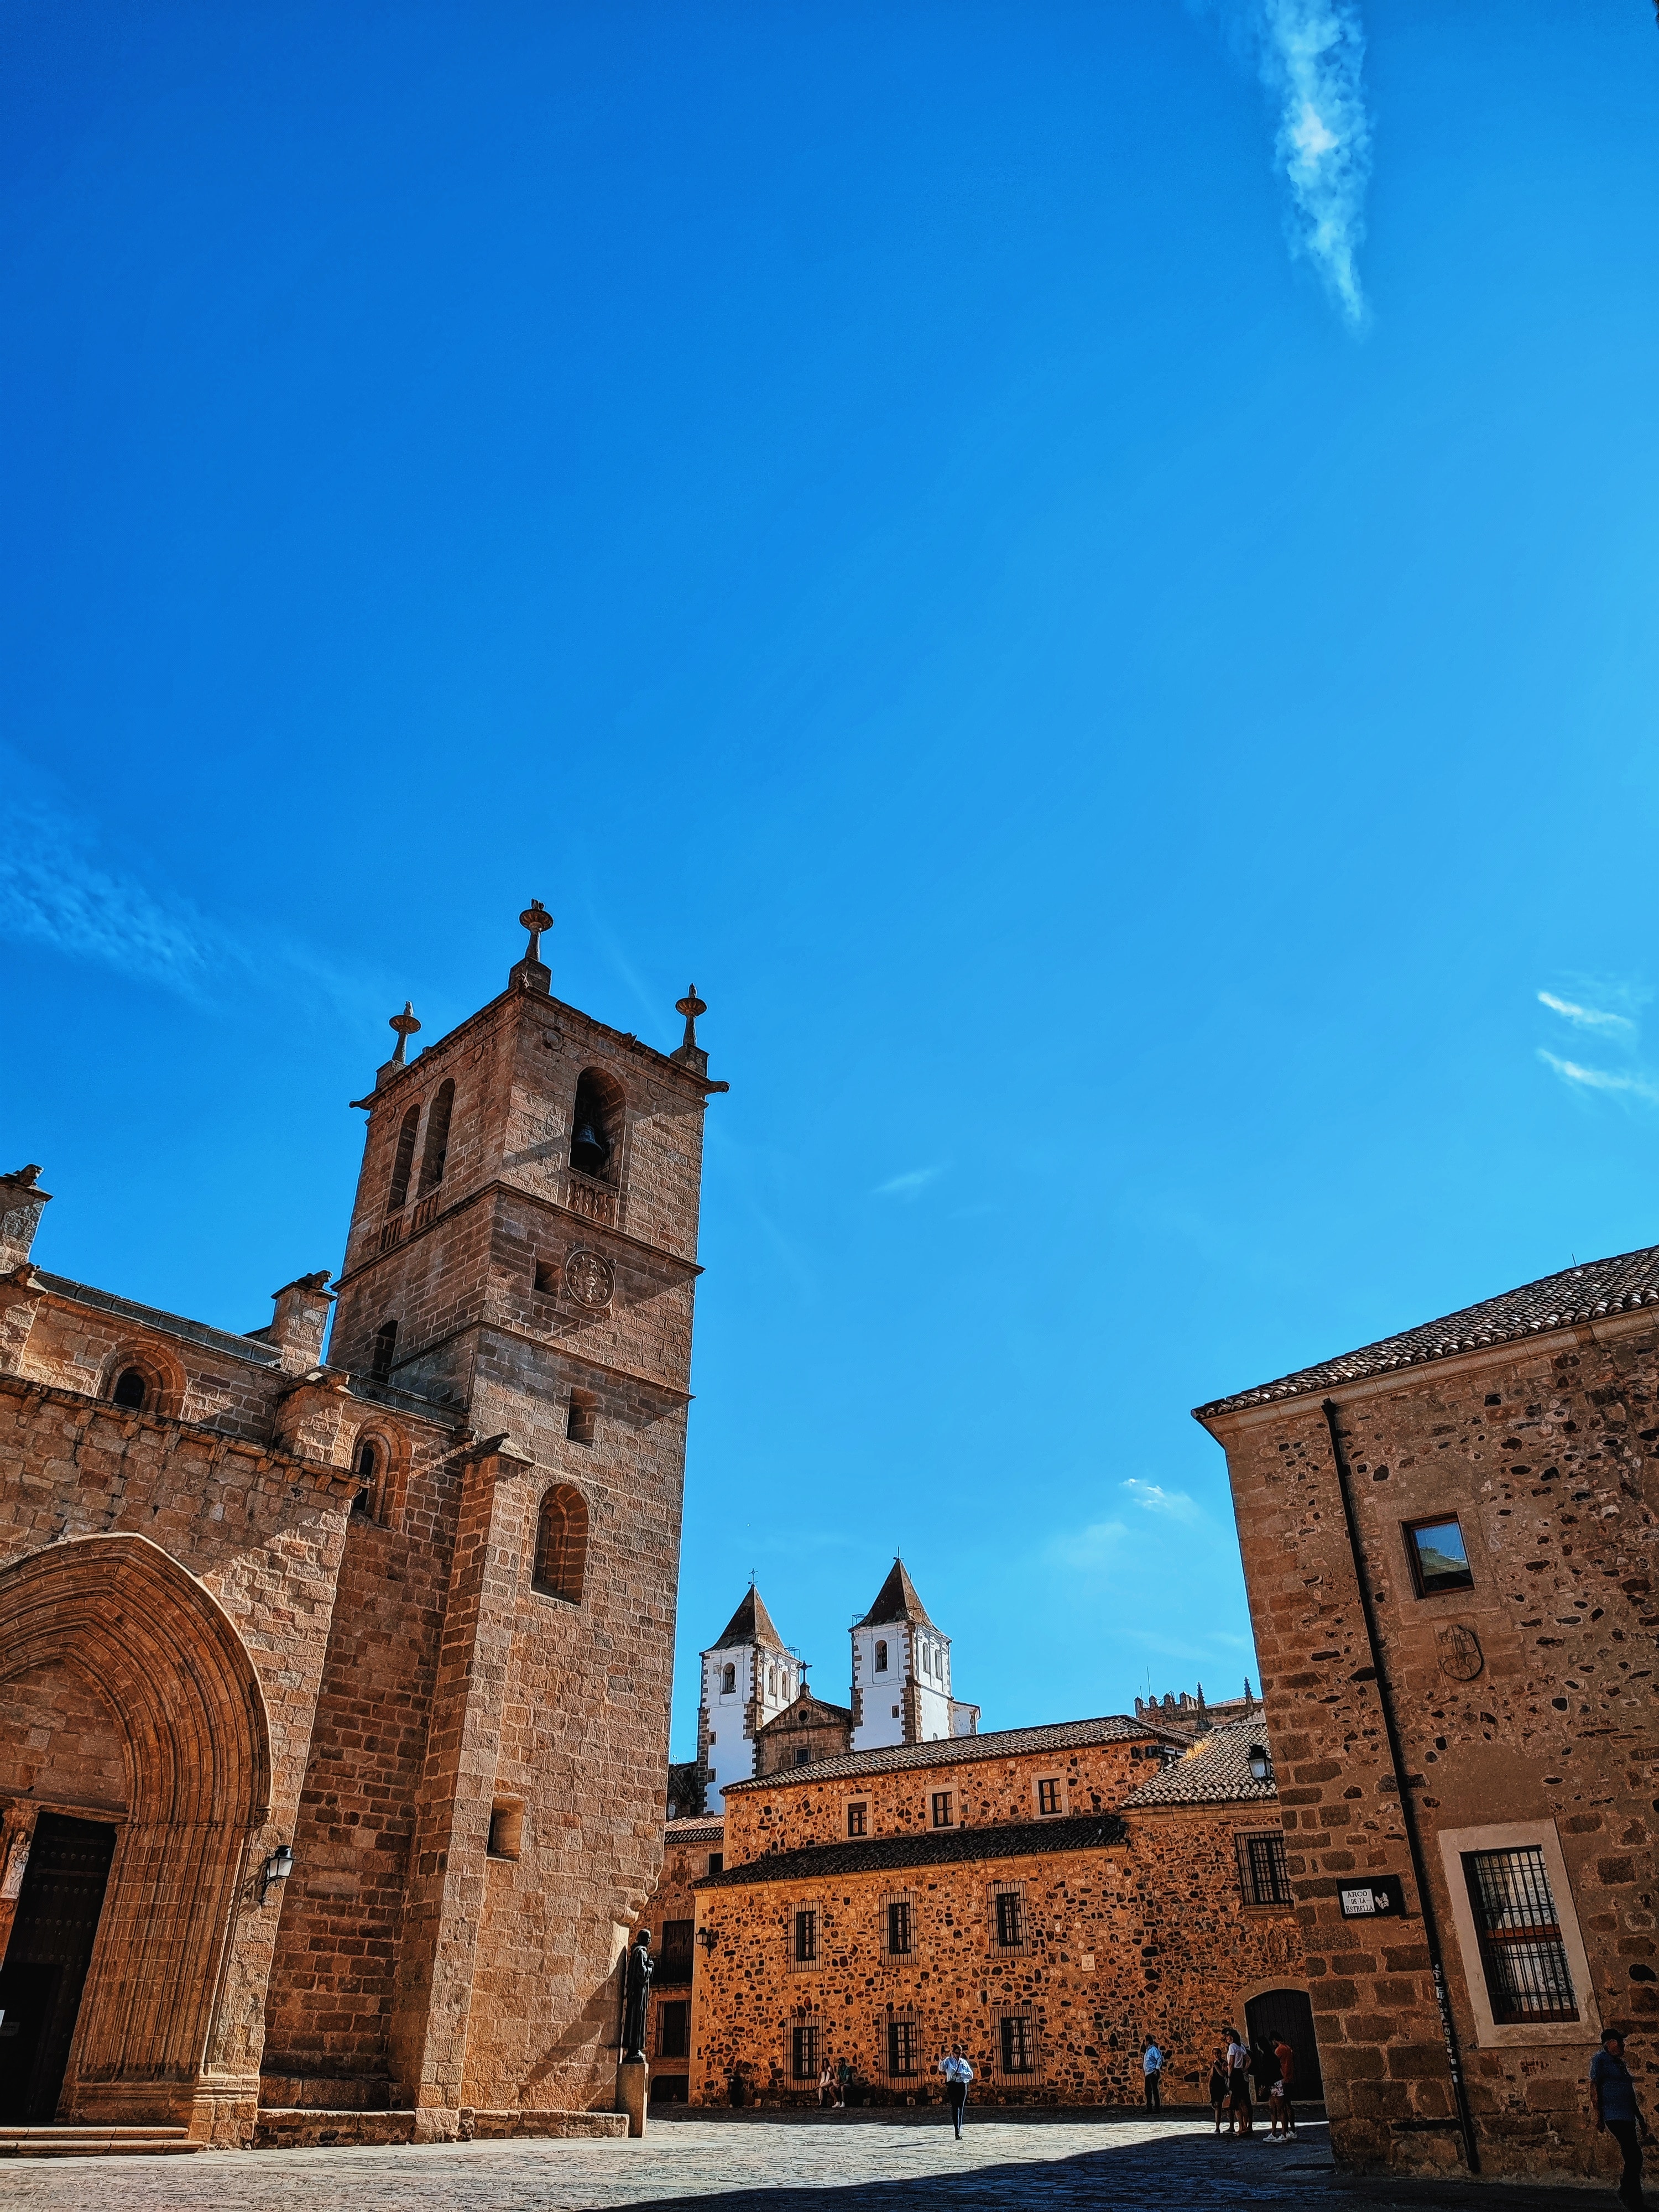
[0,1534,273,2130]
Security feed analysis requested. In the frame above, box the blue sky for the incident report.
[4,2,1658,1758]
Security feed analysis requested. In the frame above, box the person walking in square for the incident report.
[1592,2029,1652,2211]
[1225,2026,1254,2137]
[938,2046,974,2140]
[1141,2037,1164,2113]
[1209,2040,1232,2135]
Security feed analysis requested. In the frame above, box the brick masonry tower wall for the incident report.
[326,967,714,2119]
[1204,1312,1659,2186]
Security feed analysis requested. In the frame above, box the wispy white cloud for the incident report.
[874,1165,946,1199]
[1538,1050,1659,1105]
[1121,1478,1209,1528]
[1537,990,1635,1035]
[1219,0,1373,328]
[1048,1519,1130,1573]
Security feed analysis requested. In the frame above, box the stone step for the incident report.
[0,2126,201,2158]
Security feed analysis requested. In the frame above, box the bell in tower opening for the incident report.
[569,1067,622,1181]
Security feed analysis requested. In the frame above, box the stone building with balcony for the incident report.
[1195,1245,1659,2186]
[0,908,723,2150]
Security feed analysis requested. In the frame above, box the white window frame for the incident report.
[1437,1819,1600,2048]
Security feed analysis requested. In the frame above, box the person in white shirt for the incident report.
[937,2047,975,2139]
[1141,2038,1164,2112]
[1225,2031,1254,2136]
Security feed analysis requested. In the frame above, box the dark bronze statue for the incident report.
[620,1928,654,2062]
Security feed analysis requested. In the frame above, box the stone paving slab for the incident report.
[0,2112,1609,2210]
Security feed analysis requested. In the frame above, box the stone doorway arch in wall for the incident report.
[0,1535,272,2128]
[1241,1983,1324,2100]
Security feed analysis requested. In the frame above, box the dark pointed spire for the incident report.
[711,1583,786,1650]
[858,1557,935,1628]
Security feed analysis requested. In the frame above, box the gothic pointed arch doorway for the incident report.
[0,1536,272,2130]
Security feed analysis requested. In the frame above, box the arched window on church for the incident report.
[418,1078,455,1196]
[369,1319,398,1383]
[387,1103,420,1214]
[532,1483,588,1604]
[721,1664,737,1695]
[111,1366,149,1411]
[874,1640,889,1674]
[352,1436,382,1519]
[569,1067,624,1184]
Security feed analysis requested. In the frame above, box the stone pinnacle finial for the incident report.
[388,1003,421,1067]
[670,984,709,1076]
[511,900,554,995]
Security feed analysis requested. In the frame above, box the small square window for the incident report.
[707,1851,723,1875]
[1037,1778,1062,1817]
[487,1801,524,1860]
[534,1259,559,1296]
[931,1792,953,1829]
[1406,1516,1474,1596]
[847,1802,868,1838]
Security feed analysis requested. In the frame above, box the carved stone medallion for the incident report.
[1436,1623,1484,1682]
[564,1248,614,1311]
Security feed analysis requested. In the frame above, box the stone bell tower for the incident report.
[326,906,725,2120]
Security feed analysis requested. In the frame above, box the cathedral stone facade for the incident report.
[0,911,721,2146]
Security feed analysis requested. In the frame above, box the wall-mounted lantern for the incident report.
[261,1844,295,1904]
[1247,1744,1273,1786]
[696,1926,720,1954]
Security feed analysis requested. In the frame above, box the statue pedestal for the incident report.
[615,2058,648,2138]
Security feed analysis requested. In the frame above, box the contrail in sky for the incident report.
[1246,0,1373,327]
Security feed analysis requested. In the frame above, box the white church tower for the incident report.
[849,1559,978,1753]
[697,1584,800,1808]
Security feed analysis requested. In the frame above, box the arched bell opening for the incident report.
[568,1068,624,1186]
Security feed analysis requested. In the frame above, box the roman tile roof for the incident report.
[1120,1718,1277,1810]
[663,1817,725,1846]
[709,1583,785,1651]
[858,1558,935,1628]
[1193,1244,1659,1421]
[722,1713,1181,1794]
[697,1812,1128,1889]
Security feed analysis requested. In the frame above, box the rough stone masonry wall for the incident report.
[1214,1315,1659,2184]
[723,1738,1166,1861]
[688,1808,1300,2107]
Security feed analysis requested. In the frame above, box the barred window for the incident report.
[886,2018,919,2077]
[998,2012,1036,2075]
[1463,1846,1578,2023]
[791,2022,820,2080]
[992,1883,1024,1952]
[794,1907,818,1966]
[885,1898,913,1957]
[658,1999,690,2058]
[1237,1830,1292,1907]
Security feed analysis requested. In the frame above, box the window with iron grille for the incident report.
[1463,1847,1578,2023]
[886,2018,919,2077]
[884,1897,913,1957]
[658,2000,690,2059]
[931,1791,954,1829]
[791,2022,820,2080]
[992,1882,1024,1952]
[1237,1830,1292,1907]
[793,1907,818,1968]
[998,2012,1036,2075]
[1036,1777,1061,1816]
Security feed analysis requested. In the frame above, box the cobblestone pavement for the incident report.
[0,2112,1606,2211]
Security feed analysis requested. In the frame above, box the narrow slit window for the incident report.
[369,1321,398,1383]
[387,1103,420,1214]
[1463,1846,1578,2023]
[487,1801,524,1860]
[417,1078,455,1196]
[566,1391,596,1445]
[794,1908,817,1965]
[874,1640,889,1673]
[352,1436,382,1519]
[534,1258,559,1296]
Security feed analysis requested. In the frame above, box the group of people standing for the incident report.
[1200,2028,1297,2139]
